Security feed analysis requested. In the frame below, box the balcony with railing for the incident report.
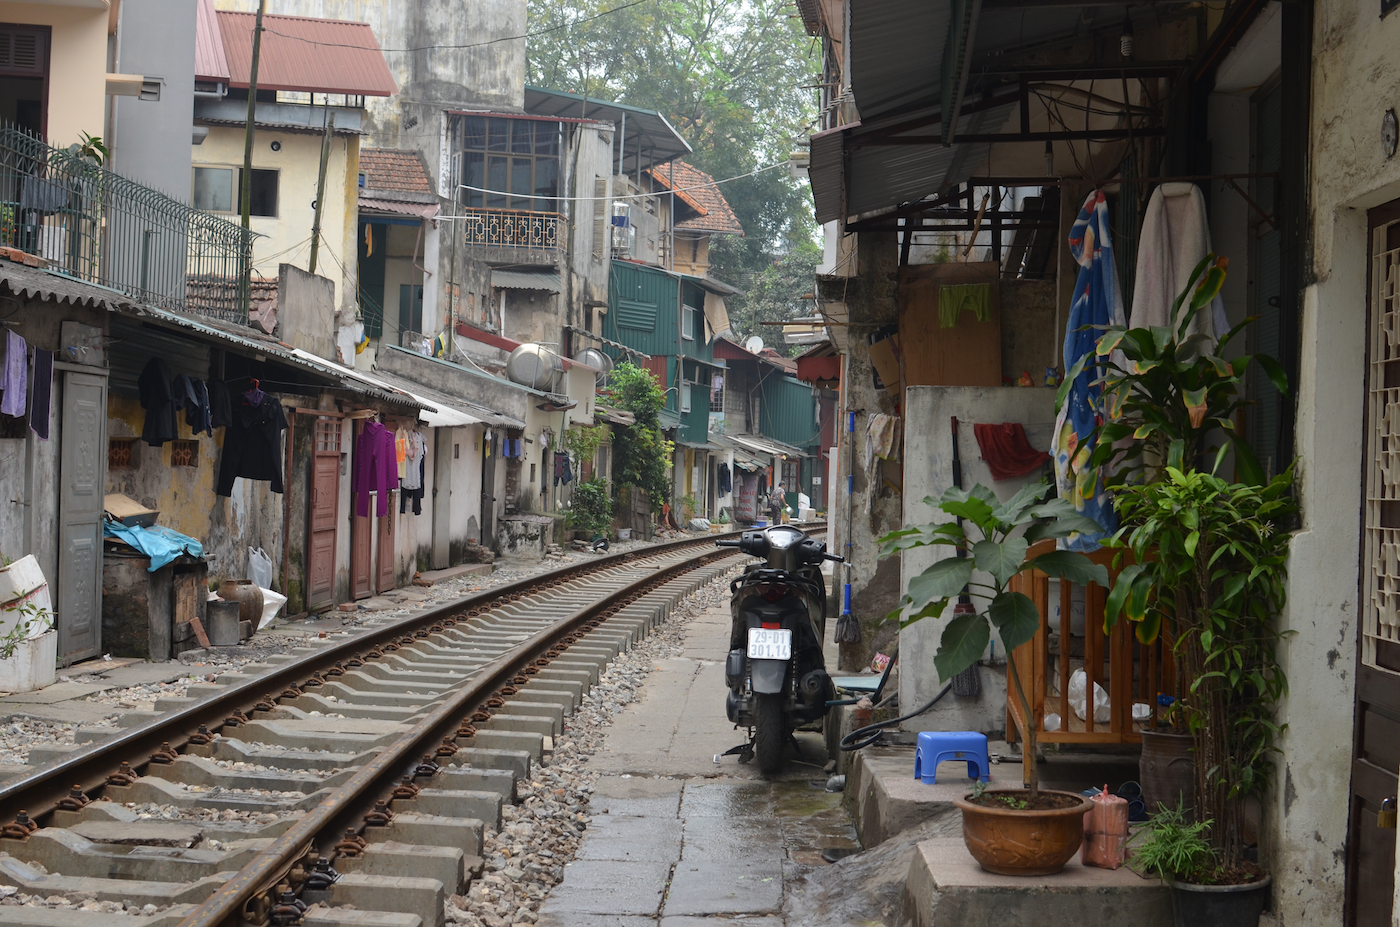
[458,207,561,253]
[0,127,252,323]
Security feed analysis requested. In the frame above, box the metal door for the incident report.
[1350,207,1400,926]
[307,418,340,611]
[377,498,395,592]
[57,368,106,664]
[349,421,372,600]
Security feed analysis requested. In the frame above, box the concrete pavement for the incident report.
[538,601,859,926]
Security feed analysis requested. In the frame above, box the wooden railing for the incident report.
[1006,539,1177,745]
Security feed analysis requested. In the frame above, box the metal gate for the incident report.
[57,367,106,665]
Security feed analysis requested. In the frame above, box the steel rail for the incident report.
[178,544,748,927]
[0,529,765,827]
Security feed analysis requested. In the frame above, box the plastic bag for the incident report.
[257,586,286,631]
[1068,668,1111,723]
[248,547,273,590]
[1044,712,1062,732]
[1082,785,1129,869]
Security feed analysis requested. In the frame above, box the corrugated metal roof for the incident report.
[523,86,691,174]
[358,198,438,219]
[217,10,396,97]
[195,0,230,83]
[0,261,130,310]
[491,271,562,293]
[849,0,952,121]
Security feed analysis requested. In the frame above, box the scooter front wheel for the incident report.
[753,692,788,776]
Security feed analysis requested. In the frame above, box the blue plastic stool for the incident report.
[913,731,990,784]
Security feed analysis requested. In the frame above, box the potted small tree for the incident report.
[880,481,1107,875]
[1084,255,1292,924]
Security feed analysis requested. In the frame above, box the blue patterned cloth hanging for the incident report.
[1052,189,1125,552]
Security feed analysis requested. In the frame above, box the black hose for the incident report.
[838,681,954,752]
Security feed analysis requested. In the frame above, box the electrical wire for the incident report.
[839,682,954,752]
[452,161,788,205]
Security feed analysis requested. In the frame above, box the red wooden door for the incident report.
[307,418,341,611]
[349,421,372,600]
[377,499,396,592]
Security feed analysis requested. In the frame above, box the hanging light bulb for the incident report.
[1044,140,1054,176]
[1120,12,1134,58]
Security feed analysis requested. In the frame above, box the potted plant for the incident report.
[1131,802,1272,927]
[880,481,1107,875]
[1083,255,1292,922]
[565,478,612,542]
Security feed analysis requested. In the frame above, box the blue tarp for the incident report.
[103,521,204,572]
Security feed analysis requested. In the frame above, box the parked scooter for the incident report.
[716,526,843,774]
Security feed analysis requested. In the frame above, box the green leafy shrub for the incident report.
[566,478,613,538]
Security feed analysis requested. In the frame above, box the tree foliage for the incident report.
[600,362,674,513]
[724,240,822,354]
[525,0,819,289]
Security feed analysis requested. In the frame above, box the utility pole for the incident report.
[240,0,267,231]
[308,97,334,274]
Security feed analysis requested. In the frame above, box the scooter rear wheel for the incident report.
[753,692,787,775]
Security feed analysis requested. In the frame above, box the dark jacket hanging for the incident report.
[209,379,233,429]
[216,393,288,496]
[138,357,178,446]
[176,376,213,436]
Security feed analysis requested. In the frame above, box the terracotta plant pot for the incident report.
[217,579,264,630]
[954,790,1095,876]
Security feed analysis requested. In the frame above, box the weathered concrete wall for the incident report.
[817,231,901,672]
[112,0,196,200]
[999,279,1057,385]
[106,394,284,591]
[279,265,336,362]
[497,514,553,558]
[216,0,526,160]
[376,345,535,422]
[899,386,1057,734]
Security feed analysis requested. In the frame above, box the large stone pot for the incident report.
[1141,730,1195,815]
[954,790,1095,876]
[216,579,264,629]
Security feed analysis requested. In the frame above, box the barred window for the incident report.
[452,116,561,212]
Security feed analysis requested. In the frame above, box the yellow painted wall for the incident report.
[192,124,357,311]
[671,233,712,276]
[1,2,109,146]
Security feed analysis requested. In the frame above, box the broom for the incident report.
[834,582,861,643]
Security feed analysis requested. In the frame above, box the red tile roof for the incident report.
[216,10,396,97]
[359,149,435,196]
[645,161,744,236]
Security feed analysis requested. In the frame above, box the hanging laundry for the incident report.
[28,349,52,440]
[554,451,573,486]
[1052,190,1125,551]
[717,463,732,495]
[865,413,902,480]
[1131,183,1230,340]
[712,374,724,399]
[243,380,265,406]
[209,379,233,429]
[137,356,178,446]
[216,391,288,496]
[938,283,992,328]
[401,430,425,492]
[395,426,409,481]
[973,423,1050,481]
[173,375,213,437]
[352,420,396,517]
[400,448,426,515]
[0,330,27,419]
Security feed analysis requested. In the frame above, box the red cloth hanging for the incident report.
[972,422,1049,481]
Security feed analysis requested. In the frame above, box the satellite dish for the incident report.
[744,335,765,354]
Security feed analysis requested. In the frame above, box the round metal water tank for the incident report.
[574,347,614,385]
[506,343,562,391]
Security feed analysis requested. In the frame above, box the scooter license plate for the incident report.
[747,628,792,660]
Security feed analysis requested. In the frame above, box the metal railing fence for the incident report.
[0,127,252,322]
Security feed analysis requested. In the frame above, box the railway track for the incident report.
[0,527,823,927]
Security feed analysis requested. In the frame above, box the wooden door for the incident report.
[349,421,372,599]
[1348,207,1400,927]
[57,368,106,664]
[480,430,496,545]
[307,418,341,611]
[377,499,396,592]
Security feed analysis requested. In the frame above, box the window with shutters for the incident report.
[592,176,607,262]
[0,25,48,138]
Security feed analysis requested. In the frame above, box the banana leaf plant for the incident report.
[880,482,1108,797]
[1056,254,1289,486]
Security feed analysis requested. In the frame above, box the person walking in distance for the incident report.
[769,481,787,525]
